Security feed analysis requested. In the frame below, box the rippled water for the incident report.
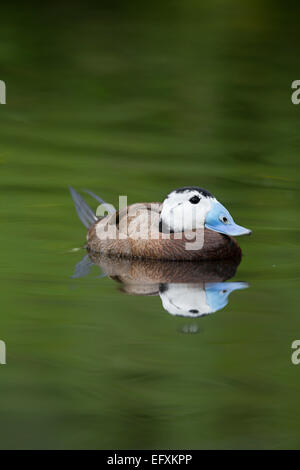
[0,2,300,449]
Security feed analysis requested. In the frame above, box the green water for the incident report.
[1,1,300,449]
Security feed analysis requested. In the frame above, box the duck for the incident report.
[70,186,251,261]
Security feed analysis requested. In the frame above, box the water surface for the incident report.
[0,1,300,449]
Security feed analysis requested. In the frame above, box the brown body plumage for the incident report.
[86,202,242,261]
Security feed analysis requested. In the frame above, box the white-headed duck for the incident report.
[70,186,251,261]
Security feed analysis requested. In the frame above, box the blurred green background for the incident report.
[0,0,300,449]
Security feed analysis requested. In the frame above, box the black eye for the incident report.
[219,215,229,224]
[189,195,200,204]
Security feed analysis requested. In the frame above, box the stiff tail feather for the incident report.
[69,186,116,228]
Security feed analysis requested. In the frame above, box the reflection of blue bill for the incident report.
[205,282,249,313]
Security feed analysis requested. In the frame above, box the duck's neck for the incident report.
[159,218,174,234]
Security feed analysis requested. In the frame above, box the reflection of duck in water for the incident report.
[159,282,248,318]
[72,253,248,318]
[70,186,251,261]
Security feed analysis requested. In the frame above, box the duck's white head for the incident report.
[159,186,251,236]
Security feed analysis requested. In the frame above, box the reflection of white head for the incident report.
[159,282,248,318]
[160,187,214,233]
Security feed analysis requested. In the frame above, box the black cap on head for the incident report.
[173,186,214,198]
